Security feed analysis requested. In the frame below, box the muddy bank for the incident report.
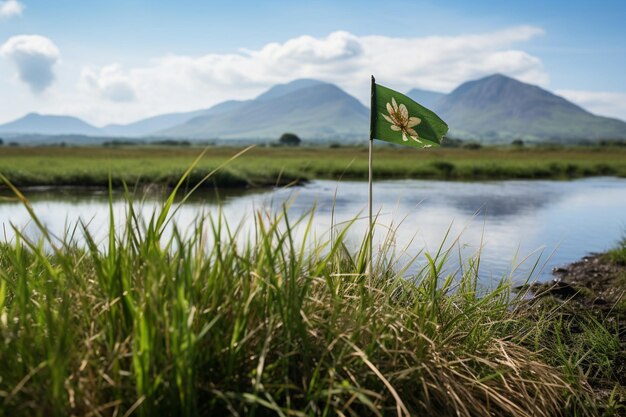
[520,253,626,312]
[518,250,626,407]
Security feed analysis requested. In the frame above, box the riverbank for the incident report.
[529,252,626,310]
[520,238,626,410]
[1,145,626,189]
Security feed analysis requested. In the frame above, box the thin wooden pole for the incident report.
[367,75,376,281]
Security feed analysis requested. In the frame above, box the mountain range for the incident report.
[2,74,626,144]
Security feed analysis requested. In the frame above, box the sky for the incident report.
[1,0,626,126]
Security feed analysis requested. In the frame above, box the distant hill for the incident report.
[406,88,445,110]
[101,100,247,137]
[73,80,329,138]
[0,113,101,136]
[158,80,369,140]
[433,74,626,142]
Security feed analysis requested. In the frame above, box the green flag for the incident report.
[370,78,448,148]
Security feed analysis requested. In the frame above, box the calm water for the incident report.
[1,178,626,285]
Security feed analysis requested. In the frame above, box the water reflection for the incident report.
[1,177,625,285]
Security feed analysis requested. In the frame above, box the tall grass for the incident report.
[604,235,626,265]
[0,168,608,416]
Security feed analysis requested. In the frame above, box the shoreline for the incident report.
[520,246,626,404]
[1,172,624,192]
[523,252,626,312]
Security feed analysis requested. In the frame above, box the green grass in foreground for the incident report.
[0,169,624,416]
[603,236,626,314]
[1,145,626,189]
[604,235,626,265]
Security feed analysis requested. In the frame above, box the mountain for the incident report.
[159,80,369,140]
[5,75,626,144]
[434,74,626,142]
[99,82,328,138]
[0,113,101,136]
[101,100,247,137]
[406,88,445,110]
[254,79,325,101]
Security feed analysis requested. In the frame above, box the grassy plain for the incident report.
[0,173,625,416]
[1,145,626,189]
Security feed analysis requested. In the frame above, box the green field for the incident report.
[0,175,625,416]
[1,145,626,189]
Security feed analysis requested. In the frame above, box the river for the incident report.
[1,177,625,285]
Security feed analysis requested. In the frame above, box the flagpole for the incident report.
[367,75,376,282]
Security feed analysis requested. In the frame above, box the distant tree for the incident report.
[278,133,301,146]
[441,137,463,148]
[462,142,482,150]
[599,139,626,147]
[511,139,524,147]
[152,139,191,147]
[103,140,140,147]
[0,138,3,146]
[8,142,19,147]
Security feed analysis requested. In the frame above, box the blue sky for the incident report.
[1,0,626,125]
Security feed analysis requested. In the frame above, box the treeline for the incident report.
[3,135,626,149]
[102,139,197,147]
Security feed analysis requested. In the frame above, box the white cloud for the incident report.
[72,26,547,124]
[1,35,60,93]
[556,90,626,121]
[81,64,137,102]
[0,0,23,18]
